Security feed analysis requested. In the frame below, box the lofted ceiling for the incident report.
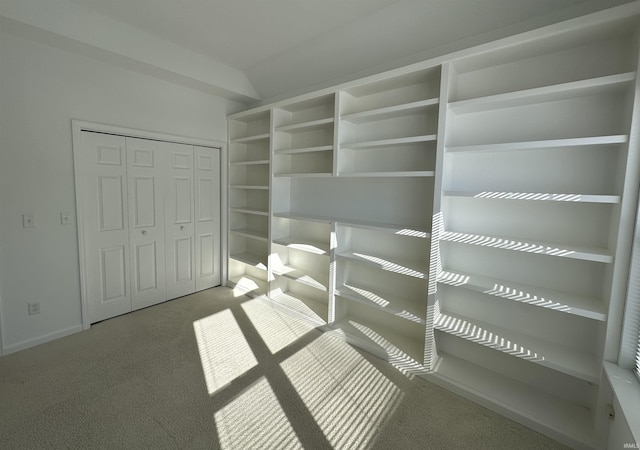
[0,0,634,104]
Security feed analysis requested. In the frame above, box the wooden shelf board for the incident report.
[273,237,330,255]
[441,231,613,263]
[230,184,269,190]
[274,212,430,237]
[274,172,333,178]
[446,135,628,153]
[272,266,329,292]
[274,145,333,155]
[229,252,268,269]
[270,291,328,325]
[341,98,439,123]
[443,191,621,204]
[273,212,333,224]
[343,135,437,149]
[335,283,425,325]
[228,275,268,295]
[230,133,270,144]
[230,228,268,241]
[275,117,334,132]
[330,319,426,367]
[438,269,606,321]
[449,72,636,114]
[335,217,431,237]
[434,312,600,383]
[230,159,270,166]
[337,250,428,279]
[229,207,269,216]
[338,171,435,178]
[431,353,594,445]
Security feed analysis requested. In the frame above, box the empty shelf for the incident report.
[441,231,613,263]
[443,191,620,204]
[446,135,628,153]
[434,312,600,383]
[273,237,330,255]
[437,269,606,321]
[337,250,428,279]
[449,72,636,114]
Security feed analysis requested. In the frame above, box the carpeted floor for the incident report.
[0,287,570,449]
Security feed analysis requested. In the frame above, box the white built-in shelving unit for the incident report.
[227,110,271,296]
[226,5,640,448]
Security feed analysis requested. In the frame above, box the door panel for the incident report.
[174,177,192,223]
[174,236,193,281]
[79,132,132,323]
[126,138,166,310]
[100,245,127,301]
[165,142,196,299]
[135,242,158,292]
[195,146,221,290]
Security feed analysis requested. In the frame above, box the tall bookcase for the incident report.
[226,5,640,448]
[227,110,271,296]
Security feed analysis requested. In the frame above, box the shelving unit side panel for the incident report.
[602,46,640,363]
[271,177,292,215]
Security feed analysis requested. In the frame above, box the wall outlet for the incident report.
[28,302,40,315]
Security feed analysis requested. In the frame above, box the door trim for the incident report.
[72,120,228,330]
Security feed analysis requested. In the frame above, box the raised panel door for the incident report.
[195,146,221,291]
[78,131,132,323]
[126,138,167,310]
[164,142,196,298]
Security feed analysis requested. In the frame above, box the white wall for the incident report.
[0,28,242,354]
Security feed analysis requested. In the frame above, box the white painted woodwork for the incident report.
[126,138,167,310]
[77,132,132,323]
[76,129,221,324]
[164,143,196,299]
[195,146,221,291]
[227,111,271,293]
[226,6,640,449]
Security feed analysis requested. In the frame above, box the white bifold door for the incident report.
[76,131,221,324]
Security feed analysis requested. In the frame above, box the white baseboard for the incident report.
[1,324,83,355]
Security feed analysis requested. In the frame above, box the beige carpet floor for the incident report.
[0,287,570,449]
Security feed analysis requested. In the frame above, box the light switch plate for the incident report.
[22,213,35,228]
[60,212,73,225]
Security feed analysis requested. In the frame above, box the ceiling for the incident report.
[0,0,633,104]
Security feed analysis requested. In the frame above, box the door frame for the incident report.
[71,120,227,330]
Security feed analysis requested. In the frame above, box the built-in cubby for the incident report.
[226,5,640,448]
[273,94,335,177]
[228,110,271,296]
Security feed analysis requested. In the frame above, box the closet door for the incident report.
[77,131,132,323]
[126,138,167,310]
[164,142,197,298]
[195,146,221,290]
